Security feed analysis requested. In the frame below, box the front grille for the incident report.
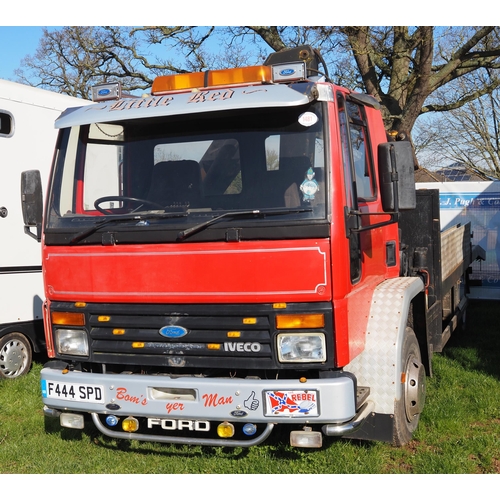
[51,302,334,370]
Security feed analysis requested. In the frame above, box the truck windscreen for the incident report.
[45,102,328,244]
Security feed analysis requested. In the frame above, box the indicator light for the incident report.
[74,302,87,308]
[51,312,85,326]
[207,343,221,350]
[243,318,257,325]
[132,342,145,348]
[243,423,257,436]
[276,313,325,329]
[227,331,241,338]
[217,422,235,438]
[122,417,139,432]
[113,329,125,335]
[98,316,111,322]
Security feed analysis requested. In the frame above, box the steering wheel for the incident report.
[94,196,164,215]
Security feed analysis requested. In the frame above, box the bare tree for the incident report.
[415,70,500,179]
[16,27,148,97]
[318,27,500,138]
[15,26,226,97]
[16,26,500,149]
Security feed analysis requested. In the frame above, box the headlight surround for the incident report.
[277,333,326,363]
[54,329,89,356]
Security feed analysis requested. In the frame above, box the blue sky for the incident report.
[0,26,45,81]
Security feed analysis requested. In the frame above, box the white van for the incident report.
[0,79,86,378]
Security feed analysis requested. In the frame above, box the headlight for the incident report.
[277,333,326,363]
[54,329,89,356]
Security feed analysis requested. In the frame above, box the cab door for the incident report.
[336,92,388,362]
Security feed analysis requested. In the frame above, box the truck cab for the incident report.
[23,47,457,448]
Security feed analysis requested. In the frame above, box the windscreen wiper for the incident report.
[70,212,188,244]
[176,208,312,242]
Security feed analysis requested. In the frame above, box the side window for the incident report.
[83,143,122,210]
[345,101,375,200]
[338,99,355,209]
[0,111,14,138]
[83,123,123,211]
[338,93,362,284]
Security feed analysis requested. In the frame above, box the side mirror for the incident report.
[378,141,416,212]
[21,170,43,241]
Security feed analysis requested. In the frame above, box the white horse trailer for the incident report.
[0,79,86,378]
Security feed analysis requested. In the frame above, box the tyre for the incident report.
[393,327,426,446]
[0,332,33,379]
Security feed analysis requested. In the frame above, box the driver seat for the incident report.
[147,160,202,208]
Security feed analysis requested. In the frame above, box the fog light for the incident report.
[217,421,235,438]
[122,416,139,432]
[290,427,322,448]
[106,415,119,427]
[60,413,84,429]
[242,423,257,436]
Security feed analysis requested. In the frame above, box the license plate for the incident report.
[41,380,104,404]
[264,390,319,417]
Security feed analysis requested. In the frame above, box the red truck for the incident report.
[22,46,481,448]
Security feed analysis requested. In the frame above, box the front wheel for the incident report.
[393,327,426,446]
[0,332,33,379]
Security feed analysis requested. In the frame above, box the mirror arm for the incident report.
[24,223,42,242]
[347,210,399,234]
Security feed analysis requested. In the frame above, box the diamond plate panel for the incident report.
[344,277,424,414]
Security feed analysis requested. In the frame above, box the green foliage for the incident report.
[0,301,498,475]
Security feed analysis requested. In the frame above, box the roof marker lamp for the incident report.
[152,65,273,94]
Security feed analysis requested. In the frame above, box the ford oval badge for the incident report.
[230,410,248,418]
[159,325,188,338]
[279,68,296,77]
[98,88,111,96]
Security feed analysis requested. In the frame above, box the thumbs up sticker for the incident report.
[244,391,259,411]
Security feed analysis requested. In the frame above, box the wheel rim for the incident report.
[0,338,29,378]
[404,354,426,422]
